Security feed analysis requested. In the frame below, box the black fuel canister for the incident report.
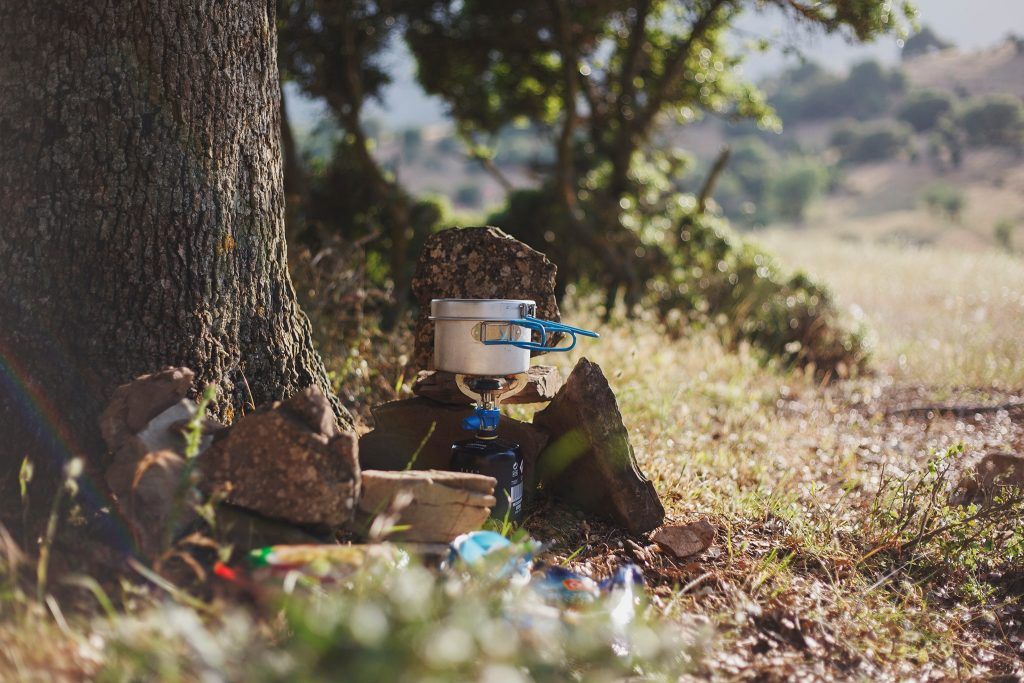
[451,434,524,524]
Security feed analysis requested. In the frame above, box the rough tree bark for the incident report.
[0,1,351,499]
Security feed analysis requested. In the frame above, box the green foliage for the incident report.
[927,116,966,170]
[864,445,1024,583]
[921,184,965,222]
[298,136,448,288]
[763,158,828,223]
[898,89,955,132]
[714,140,832,226]
[713,137,777,224]
[959,94,1024,148]
[831,120,911,163]
[285,0,908,373]
[771,59,907,122]
[650,214,868,374]
[994,218,1015,252]
[102,544,705,681]
[900,25,954,60]
[278,0,395,114]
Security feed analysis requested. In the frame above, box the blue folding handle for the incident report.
[481,316,599,352]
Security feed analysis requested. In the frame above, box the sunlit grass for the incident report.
[540,309,1023,678]
[4,258,1023,679]
[757,231,1024,390]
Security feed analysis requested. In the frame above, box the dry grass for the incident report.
[4,234,1024,681]
[535,308,1024,680]
[757,231,1024,390]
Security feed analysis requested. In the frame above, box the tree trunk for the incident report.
[0,1,351,501]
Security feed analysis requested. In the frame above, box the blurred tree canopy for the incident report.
[401,1,911,306]
[770,59,906,123]
[897,88,954,132]
[278,0,914,372]
[279,0,422,319]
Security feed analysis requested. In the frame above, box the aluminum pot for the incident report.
[429,298,599,376]
[430,299,534,375]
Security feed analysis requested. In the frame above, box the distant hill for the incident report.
[903,41,1024,99]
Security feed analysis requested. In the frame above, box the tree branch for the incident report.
[697,144,731,214]
[615,0,653,126]
[632,0,731,138]
[549,0,580,213]
[467,146,515,194]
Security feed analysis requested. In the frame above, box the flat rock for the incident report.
[200,386,360,528]
[100,367,195,455]
[356,469,496,543]
[652,519,716,559]
[412,366,563,406]
[533,358,665,534]
[358,397,549,494]
[951,452,1024,506]
[410,226,561,371]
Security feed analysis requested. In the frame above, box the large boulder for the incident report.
[412,365,563,406]
[533,358,665,534]
[356,469,497,543]
[200,387,360,528]
[358,397,549,493]
[410,226,561,371]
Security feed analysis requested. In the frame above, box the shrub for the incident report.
[714,137,779,225]
[898,89,955,132]
[651,214,868,375]
[927,117,966,169]
[922,184,966,222]
[959,94,1024,147]
[771,60,905,122]
[489,187,868,375]
[763,158,828,223]
[832,120,912,163]
[994,218,1015,252]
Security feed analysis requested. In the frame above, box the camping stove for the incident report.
[429,298,599,523]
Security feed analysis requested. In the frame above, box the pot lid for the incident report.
[430,298,536,320]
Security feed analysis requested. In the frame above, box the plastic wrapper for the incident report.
[246,543,408,586]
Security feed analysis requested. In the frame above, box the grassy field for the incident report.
[2,235,1023,680]
[532,288,1024,678]
[757,231,1024,391]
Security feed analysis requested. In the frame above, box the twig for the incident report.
[678,571,714,595]
[696,145,732,215]
[884,401,1024,419]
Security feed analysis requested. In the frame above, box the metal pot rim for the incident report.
[429,298,536,321]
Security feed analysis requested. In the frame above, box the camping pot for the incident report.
[429,298,599,376]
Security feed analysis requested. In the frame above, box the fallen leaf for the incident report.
[651,518,716,559]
